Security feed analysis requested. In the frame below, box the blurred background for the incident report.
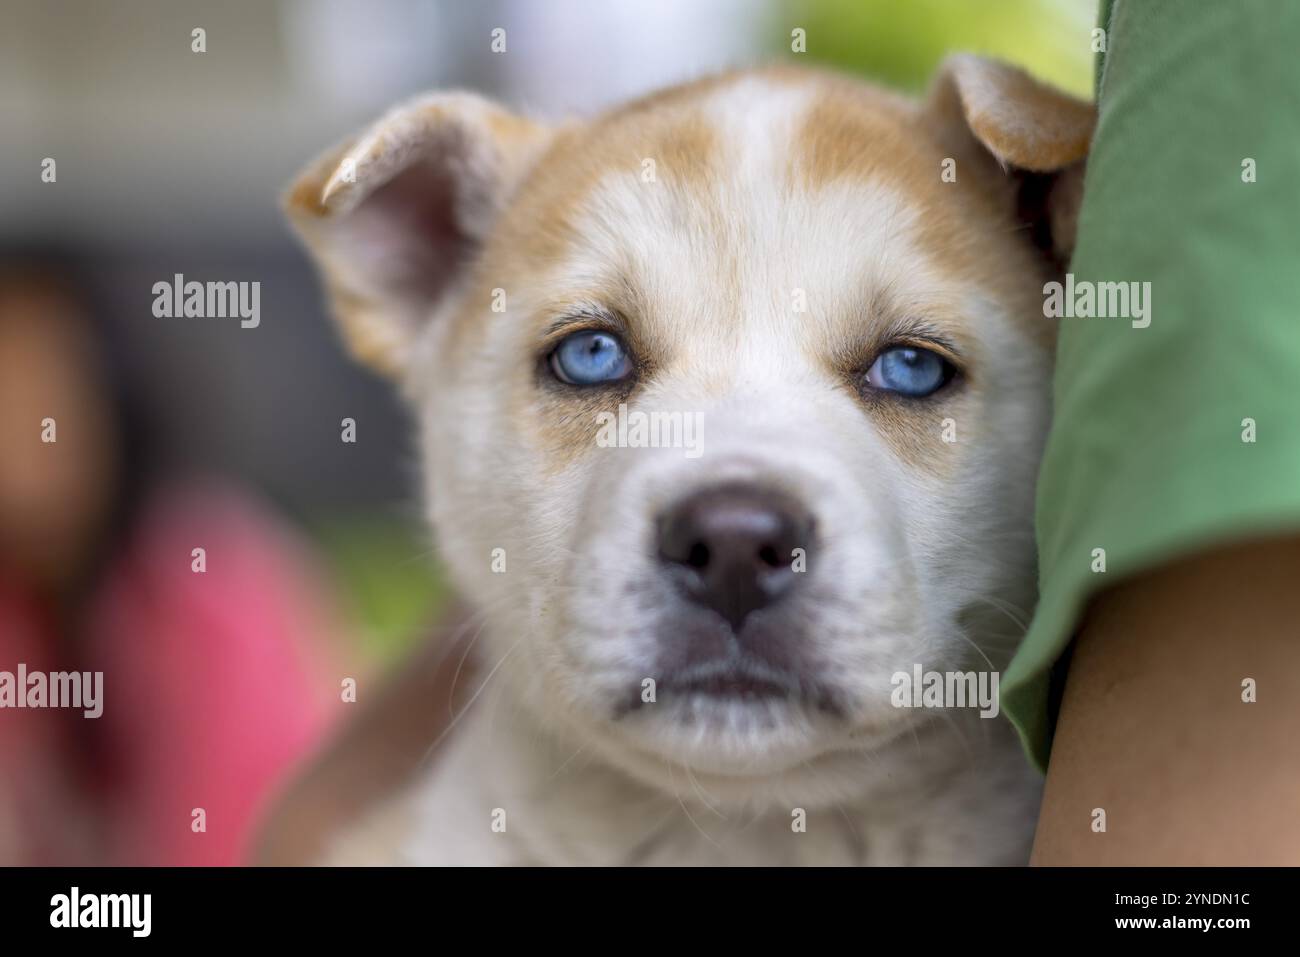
[0,0,1092,864]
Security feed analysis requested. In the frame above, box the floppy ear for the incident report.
[927,54,1095,264]
[284,93,552,378]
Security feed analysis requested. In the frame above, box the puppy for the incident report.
[283,56,1093,865]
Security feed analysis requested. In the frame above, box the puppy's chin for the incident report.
[584,677,907,784]
[622,712,834,779]
[561,695,920,807]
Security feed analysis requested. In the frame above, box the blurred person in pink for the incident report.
[0,259,344,865]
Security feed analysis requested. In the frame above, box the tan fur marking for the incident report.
[792,81,1058,360]
[444,96,726,370]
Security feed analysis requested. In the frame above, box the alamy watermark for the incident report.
[0,664,102,718]
[152,273,260,328]
[1043,273,1151,328]
[890,664,1000,719]
[50,887,150,937]
[595,403,704,458]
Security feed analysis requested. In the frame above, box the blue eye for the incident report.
[865,347,953,397]
[549,330,633,386]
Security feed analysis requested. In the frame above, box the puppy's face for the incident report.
[288,60,1092,802]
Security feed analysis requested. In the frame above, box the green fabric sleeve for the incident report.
[1001,0,1300,771]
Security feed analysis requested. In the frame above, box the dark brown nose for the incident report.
[657,483,814,630]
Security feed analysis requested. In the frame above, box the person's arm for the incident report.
[1031,536,1300,864]
[252,611,476,865]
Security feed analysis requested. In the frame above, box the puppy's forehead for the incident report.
[509,72,937,266]
[483,69,1043,361]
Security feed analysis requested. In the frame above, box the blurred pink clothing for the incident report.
[0,582,90,863]
[0,482,343,865]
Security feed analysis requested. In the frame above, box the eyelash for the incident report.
[877,335,960,364]
[541,321,619,353]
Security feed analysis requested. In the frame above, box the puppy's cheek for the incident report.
[461,437,642,715]
[795,419,962,713]
[552,453,670,699]
[416,381,553,639]
[865,384,1043,680]
[857,392,970,484]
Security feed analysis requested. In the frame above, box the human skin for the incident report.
[0,278,117,589]
[1031,536,1300,865]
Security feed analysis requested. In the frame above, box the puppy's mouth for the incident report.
[617,657,843,718]
[665,657,785,702]
[672,668,789,700]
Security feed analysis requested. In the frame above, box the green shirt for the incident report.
[1002,0,1300,770]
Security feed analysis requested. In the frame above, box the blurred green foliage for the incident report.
[310,514,450,663]
[784,0,1094,98]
